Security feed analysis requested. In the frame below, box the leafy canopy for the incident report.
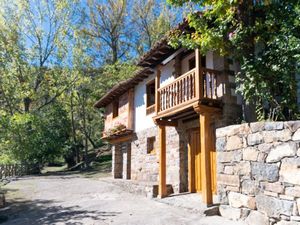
[168,0,300,121]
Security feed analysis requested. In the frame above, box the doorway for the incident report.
[188,126,216,194]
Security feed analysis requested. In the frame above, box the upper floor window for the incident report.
[189,57,195,70]
[146,80,155,114]
[112,99,119,118]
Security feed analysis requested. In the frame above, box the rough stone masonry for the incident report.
[216,121,300,225]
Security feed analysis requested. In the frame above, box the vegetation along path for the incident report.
[0,172,247,225]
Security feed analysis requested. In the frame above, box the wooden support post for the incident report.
[155,65,161,114]
[127,88,134,130]
[188,140,195,193]
[199,112,213,206]
[158,125,167,198]
[195,48,201,100]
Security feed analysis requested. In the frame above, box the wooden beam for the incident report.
[108,133,134,144]
[155,66,161,114]
[158,125,167,198]
[199,112,213,206]
[188,136,195,193]
[154,119,178,127]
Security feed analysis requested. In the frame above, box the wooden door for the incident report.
[188,127,216,194]
[189,129,201,193]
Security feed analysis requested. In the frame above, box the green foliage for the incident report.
[0,104,70,164]
[168,0,300,121]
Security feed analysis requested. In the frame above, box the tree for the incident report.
[84,0,131,64]
[0,0,80,114]
[167,0,300,121]
[131,0,176,55]
[1,104,70,164]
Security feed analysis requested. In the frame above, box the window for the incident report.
[189,57,195,70]
[147,137,156,154]
[189,56,206,70]
[112,99,119,118]
[146,80,155,114]
[201,56,206,67]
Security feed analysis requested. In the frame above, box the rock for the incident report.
[216,137,226,152]
[250,122,265,133]
[218,174,240,187]
[291,216,300,222]
[245,210,269,225]
[219,205,242,221]
[265,121,284,131]
[243,147,259,161]
[224,166,234,174]
[263,130,292,143]
[258,143,273,152]
[218,151,242,163]
[228,192,256,209]
[293,129,300,141]
[276,129,292,142]
[242,180,257,195]
[296,198,300,214]
[261,182,284,194]
[0,194,5,208]
[252,162,279,182]
[256,194,294,217]
[248,133,264,146]
[234,161,251,175]
[226,136,243,150]
[280,158,300,185]
[286,187,300,198]
[216,125,241,138]
[285,121,300,133]
[275,221,300,225]
[266,142,297,163]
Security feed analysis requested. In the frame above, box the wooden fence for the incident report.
[0,164,39,180]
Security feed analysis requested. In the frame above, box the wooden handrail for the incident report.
[156,67,224,114]
[157,68,196,92]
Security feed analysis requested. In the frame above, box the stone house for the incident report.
[94,25,243,206]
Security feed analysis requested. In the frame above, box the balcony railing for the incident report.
[156,67,224,115]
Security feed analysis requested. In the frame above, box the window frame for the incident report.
[146,79,155,115]
[112,98,119,118]
[147,136,156,155]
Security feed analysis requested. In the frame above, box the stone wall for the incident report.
[130,125,187,194]
[216,121,300,225]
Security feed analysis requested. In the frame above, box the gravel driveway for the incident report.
[0,173,245,225]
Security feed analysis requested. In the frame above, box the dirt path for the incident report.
[0,173,246,225]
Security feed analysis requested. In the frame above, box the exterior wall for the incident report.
[134,73,156,132]
[216,121,300,224]
[130,125,188,194]
[104,91,129,131]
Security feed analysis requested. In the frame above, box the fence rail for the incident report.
[0,164,39,180]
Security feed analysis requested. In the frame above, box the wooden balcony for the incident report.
[154,67,224,120]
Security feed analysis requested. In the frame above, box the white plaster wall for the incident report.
[160,59,175,87]
[206,51,214,69]
[181,52,195,74]
[134,72,157,132]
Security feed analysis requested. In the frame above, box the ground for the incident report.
[0,171,247,225]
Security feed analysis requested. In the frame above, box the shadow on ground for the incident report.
[0,198,121,225]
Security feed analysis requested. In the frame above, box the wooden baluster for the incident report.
[203,71,207,98]
[210,72,213,99]
[180,79,183,104]
[190,73,194,99]
[162,89,166,110]
[166,87,169,109]
[171,84,173,107]
[214,74,218,99]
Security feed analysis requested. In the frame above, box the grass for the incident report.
[81,154,112,179]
